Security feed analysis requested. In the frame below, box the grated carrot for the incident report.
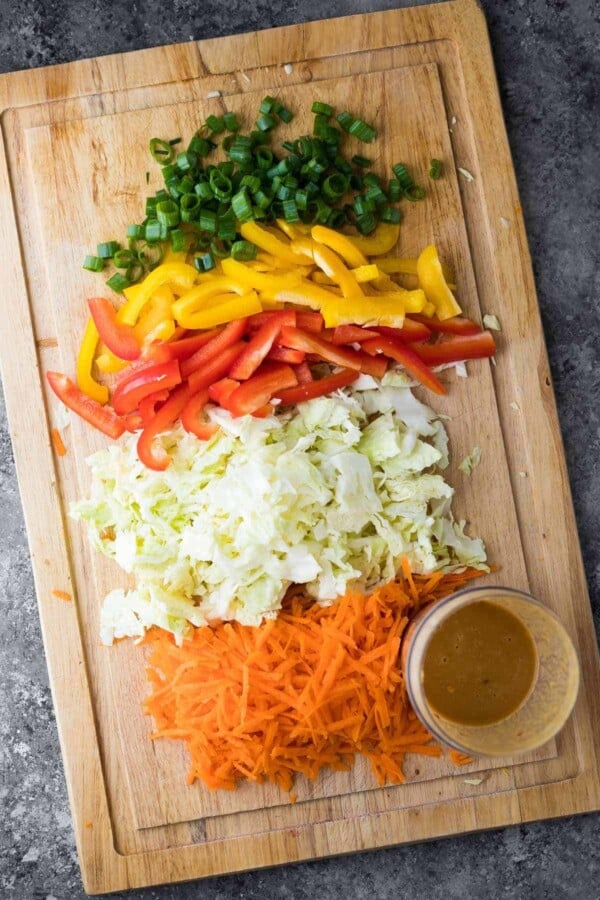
[50,427,67,457]
[143,564,485,794]
[51,589,72,602]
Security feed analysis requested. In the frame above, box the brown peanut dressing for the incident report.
[422,600,538,727]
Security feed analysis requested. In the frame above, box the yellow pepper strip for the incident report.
[172,277,247,323]
[291,239,363,299]
[119,263,197,325]
[240,221,308,265]
[134,287,174,341]
[351,264,380,283]
[144,319,176,343]
[377,256,455,284]
[416,245,462,320]
[311,225,368,268]
[161,248,188,265]
[321,295,406,329]
[345,223,400,256]
[270,280,342,311]
[422,301,437,317]
[179,291,262,330]
[369,289,427,313]
[77,318,109,403]
[95,347,128,375]
[311,271,335,285]
[275,218,311,241]
[221,257,302,294]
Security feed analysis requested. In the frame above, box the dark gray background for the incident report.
[1,1,599,898]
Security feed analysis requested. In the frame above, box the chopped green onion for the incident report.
[380,205,402,223]
[195,181,214,201]
[188,135,213,157]
[217,212,237,240]
[282,199,300,222]
[177,151,198,173]
[352,154,372,167]
[82,255,104,272]
[106,272,130,293]
[311,100,333,117]
[231,187,253,221]
[349,119,376,143]
[205,115,225,134]
[387,178,401,201]
[195,252,215,272]
[144,219,165,242]
[322,173,349,200]
[231,240,257,261]
[259,96,275,114]
[126,224,143,239]
[392,163,413,189]
[429,158,443,180]
[295,189,308,210]
[256,114,277,132]
[199,209,217,233]
[336,111,354,132]
[255,146,274,170]
[356,212,377,234]
[210,238,233,259]
[223,112,240,132]
[403,184,426,201]
[113,249,136,269]
[126,260,144,282]
[276,105,293,123]
[97,240,120,259]
[156,199,180,227]
[180,193,201,221]
[170,228,186,252]
[327,208,347,229]
[135,240,163,269]
[209,169,233,200]
[149,138,175,164]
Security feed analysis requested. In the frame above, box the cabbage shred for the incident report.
[71,375,487,644]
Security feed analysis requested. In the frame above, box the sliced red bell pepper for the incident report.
[294,361,314,384]
[267,346,306,364]
[411,331,496,366]
[140,342,173,364]
[208,377,240,405]
[138,389,170,426]
[87,297,141,361]
[46,371,125,439]
[181,318,248,379]
[279,326,387,376]
[362,337,446,395]
[181,389,219,440]
[112,360,181,415]
[373,320,432,343]
[251,404,273,418]
[408,314,481,336]
[187,341,246,394]
[224,363,298,417]
[113,357,159,390]
[274,368,360,405]
[137,384,191,471]
[331,325,379,345]
[229,311,296,380]
[247,310,324,333]
[124,411,144,433]
[148,329,223,362]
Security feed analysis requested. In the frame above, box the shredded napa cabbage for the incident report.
[71,380,487,644]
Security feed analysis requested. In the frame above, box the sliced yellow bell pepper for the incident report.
[351,264,380,283]
[321,295,406,329]
[119,263,197,325]
[179,291,262,330]
[270,280,343,310]
[172,277,247,324]
[311,225,368,268]
[240,221,307,265]
[291,239,363,299]
[77,318,109,403]
[377,255,455,285]
[345,223,400,256]
[221,257,301,294]
[275,218,312,241]
[422,301,437,317]
[416,245,462,320]
[161,248,188,265]
[370,289,427,313]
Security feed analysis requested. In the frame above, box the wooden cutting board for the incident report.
[1,0,599,893]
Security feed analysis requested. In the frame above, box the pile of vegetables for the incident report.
[71,379,487,641]
[144,563,484,793]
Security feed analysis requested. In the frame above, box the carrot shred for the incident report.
[51,589,72,602]
[143,566,485,794]
[50,427,67,456]
[448,749,474,766]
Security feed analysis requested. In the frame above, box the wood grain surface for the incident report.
[0,0,599,893]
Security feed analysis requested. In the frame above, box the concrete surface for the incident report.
[1,0,599,897]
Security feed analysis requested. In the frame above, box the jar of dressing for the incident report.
[401,586,580,756]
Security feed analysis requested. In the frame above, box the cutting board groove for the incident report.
[0,1,599,893]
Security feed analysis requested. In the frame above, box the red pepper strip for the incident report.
[274,368,360,405]
[229,311,296,380]
[137,384,191,471]
[279,327,363,370]
[411,331,496,366]
[373,320,432,343]
[181,318,248,378]
[208,377,240,405]
[141,342,173,364]
[268,346,305,364]
[138,389,170,426]
[248,310,323,333]
[331,325,379,345]
[181,389,219,441]
[149,329,223,362]
[112,360,181,415]
[251,404,274,418]
[362,337,445,395]
[358,353,389,378]
[187,341,246,394]
[46,372,125,439]
[224,364,298,417]
[408,314,481,336]
[87,297,141,361]
[294,362,314,384]
[124,412,144,433]
[113,357,159,390]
